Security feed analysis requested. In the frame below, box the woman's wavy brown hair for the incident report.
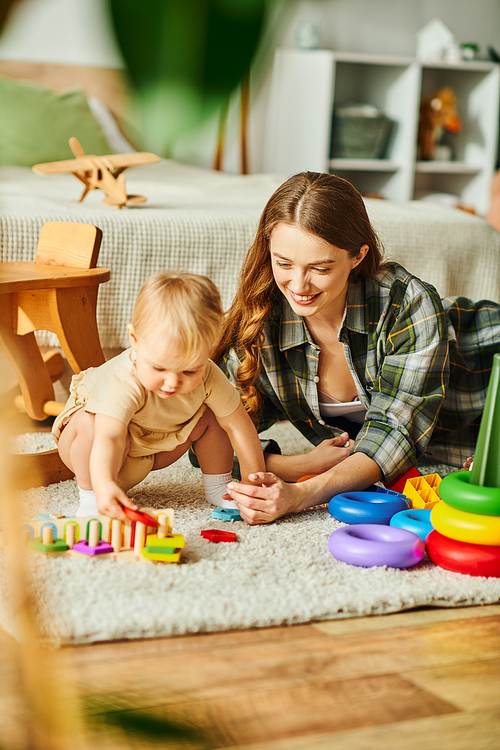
[214,171,384,420]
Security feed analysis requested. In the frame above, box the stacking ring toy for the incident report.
[431,500,500,546]
[328,491,409,525]
[426,530,500,577]
[439,471,500,516]
[328,524,425,568]
[390,509,433,542]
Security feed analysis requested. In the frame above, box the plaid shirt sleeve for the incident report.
[350,272,450,483]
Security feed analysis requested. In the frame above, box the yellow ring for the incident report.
[431,501,500,546]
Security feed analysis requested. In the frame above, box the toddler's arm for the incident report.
[90,413,138,520]
[216,402,266,481]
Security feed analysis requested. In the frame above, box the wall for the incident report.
[283,0,500,58]
[1,0,500,172]
[0,0,123,67]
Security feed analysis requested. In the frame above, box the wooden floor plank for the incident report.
[124,673,457,748]
[213,708,500,750]
[62,623,322,665]
[312,602,500,636]
[402,658,500,711]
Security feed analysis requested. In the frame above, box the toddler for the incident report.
[53,271,266,519]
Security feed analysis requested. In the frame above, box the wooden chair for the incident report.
[0,221,110,487]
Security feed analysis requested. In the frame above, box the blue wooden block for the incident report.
[211,508,242,522]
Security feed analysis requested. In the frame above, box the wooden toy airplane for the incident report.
[32,137,161,209]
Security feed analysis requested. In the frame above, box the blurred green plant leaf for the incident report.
[0,0,20,30]
[87,695,214,747]
[108,0,270,154]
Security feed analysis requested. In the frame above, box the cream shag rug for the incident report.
[2,423,500,645]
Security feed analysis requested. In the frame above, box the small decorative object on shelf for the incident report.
[415,19,457,62]
[417,87,462,161]
[460,42,480,61]
[296,21,321,50]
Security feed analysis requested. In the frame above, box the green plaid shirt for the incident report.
[221,264,500,483]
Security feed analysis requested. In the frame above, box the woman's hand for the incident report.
[225,472,304,525]
[96,481,138,521]
[226,451,382,525]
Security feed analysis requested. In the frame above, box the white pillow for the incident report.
[87,96,137,154]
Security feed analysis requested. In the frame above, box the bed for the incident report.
[2,160,500,349]
[1,62,500,350]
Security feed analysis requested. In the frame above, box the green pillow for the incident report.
[0,75,112,166]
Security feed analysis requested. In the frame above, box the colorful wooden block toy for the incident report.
[1,508,184,564]
[201,529,237,543]
[211,508,242,522]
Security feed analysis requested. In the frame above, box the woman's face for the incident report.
[270,223,368,321]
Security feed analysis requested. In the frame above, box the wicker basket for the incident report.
[331,109,394,159]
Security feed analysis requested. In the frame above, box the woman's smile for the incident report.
[289,290,321,304]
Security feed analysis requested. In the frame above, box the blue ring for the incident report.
[390,509,434,542]
[328,491,409,525]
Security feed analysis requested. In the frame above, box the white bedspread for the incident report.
[1,160,499,348]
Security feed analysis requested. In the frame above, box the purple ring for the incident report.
[328,524,425,568]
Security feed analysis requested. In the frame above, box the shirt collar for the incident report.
[278,299,315,351]
[345,280,368,334]
[278,280,368,350]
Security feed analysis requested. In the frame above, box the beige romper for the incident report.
[53,349,241,490]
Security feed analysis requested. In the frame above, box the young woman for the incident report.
[217,171,500,524]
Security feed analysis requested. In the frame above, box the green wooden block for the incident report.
[27,537,68,554]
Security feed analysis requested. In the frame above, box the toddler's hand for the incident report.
[96,481,138,520]
[302,433,352,474]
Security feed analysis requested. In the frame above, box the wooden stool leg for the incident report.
[49,286,106,372]
[0,294,55,421]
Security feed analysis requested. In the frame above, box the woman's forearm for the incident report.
[294,452,382,511]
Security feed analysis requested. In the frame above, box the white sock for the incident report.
[76,486,98,518]
[202,472,238,509]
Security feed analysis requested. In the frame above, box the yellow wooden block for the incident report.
[404,473,442,509]
[142,533,185,563]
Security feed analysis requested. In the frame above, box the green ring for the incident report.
[439,471,500,516]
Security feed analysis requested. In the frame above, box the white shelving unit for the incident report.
[264,49,500,214]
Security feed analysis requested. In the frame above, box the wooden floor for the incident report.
[2,604,500,750]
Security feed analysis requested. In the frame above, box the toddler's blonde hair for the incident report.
[132,271,224,362]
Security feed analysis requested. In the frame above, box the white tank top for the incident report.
[318,389,367,424]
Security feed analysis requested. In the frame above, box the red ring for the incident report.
[426,530,500,577]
